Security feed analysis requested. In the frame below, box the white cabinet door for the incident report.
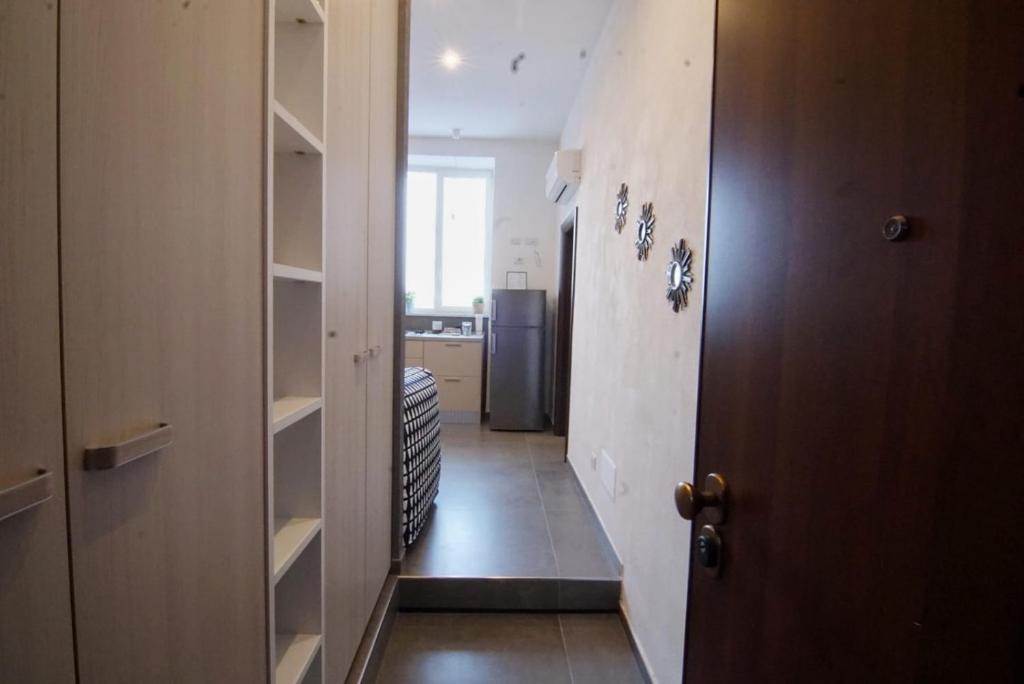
[0,2,76,680]
[59,2,267,680]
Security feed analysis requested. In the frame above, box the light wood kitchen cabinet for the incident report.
[0,2,76,680]
[424,340,483,377]
[421,339,483,423]
[406,339,425,366]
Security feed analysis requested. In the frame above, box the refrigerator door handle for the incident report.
[491,298,497,323]
[491,331,496,355]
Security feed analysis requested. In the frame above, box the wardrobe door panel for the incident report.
[324,0,371,677]
[59,2,267,681]
[0,2,76,681]
[365,0,399,608]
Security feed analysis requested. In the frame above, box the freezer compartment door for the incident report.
[491,289,546,328]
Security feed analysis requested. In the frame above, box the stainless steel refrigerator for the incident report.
[489,289,546,431]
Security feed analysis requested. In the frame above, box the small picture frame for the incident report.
[506,271,528,289]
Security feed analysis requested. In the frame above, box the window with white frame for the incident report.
[405,165,492,313]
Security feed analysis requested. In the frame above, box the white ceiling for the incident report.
[409,0,614,141]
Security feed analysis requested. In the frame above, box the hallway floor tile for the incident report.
[374,612,646,684]
[402,424,620,579]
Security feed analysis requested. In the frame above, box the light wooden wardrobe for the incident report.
[4,0,265,681]
[0,2,76,681]
[267,0,398,680]
[1,0,397,681]
[321,0,399,680]
[59,0,269,681]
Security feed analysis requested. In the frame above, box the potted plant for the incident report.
[405,291,415,313]
[472,296,485,315]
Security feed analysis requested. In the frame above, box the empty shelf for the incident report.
[272,396,322,433]
[273,263,323,283]
[275,632,322,684]
[273,517,322,583]
[275,0,324,25]
[274,101,324,155]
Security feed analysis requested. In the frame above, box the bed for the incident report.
[401,367,442,547]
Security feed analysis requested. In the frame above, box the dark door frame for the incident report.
[552,207,578,447]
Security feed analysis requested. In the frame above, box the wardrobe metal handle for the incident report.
[353,349,371,363]
[369,344,382,357]
[84,423,173,471]
[443,378,462,383]
[0,469,52,523]
[444,343,462,348]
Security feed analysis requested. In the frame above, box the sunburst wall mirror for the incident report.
[614,183,629,233]
[635,202,655,260]
[666,239,694,312]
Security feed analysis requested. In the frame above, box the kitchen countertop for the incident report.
[405,331,484,343]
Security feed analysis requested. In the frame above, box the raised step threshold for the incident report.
[396,576,620,612]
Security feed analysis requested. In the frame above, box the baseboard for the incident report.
[344,574,399,684]
[396,575,620,612]
[567,458,624,574]
[618,606,655,684]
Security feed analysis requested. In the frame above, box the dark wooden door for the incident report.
[553,208,577,439]
[684,2,1024,682]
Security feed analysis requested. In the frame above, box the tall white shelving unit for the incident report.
[267,0,326,682]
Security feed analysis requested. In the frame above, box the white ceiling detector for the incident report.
[409,0,614,141]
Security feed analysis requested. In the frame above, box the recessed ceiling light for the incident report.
[440,49,462,71]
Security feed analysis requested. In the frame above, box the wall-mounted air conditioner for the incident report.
[545,149,582,204]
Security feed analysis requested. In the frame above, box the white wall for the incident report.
[408,137,558,299]
[559,1,716,682]
[408,136,560,411]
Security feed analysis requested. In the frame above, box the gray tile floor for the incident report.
[375,612,646,684]
[402,424,621,579]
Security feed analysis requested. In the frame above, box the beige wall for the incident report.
[559,1,716,681]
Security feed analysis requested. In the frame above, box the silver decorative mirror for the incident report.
[614,183,629,233]
[666,239,694,312]
[635,202,655,260]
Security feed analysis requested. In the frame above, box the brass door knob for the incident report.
[674,473,727,524]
